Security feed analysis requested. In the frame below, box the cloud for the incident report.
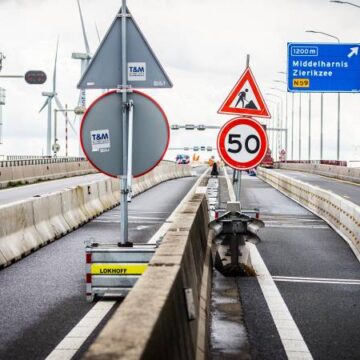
[0,0,359,161]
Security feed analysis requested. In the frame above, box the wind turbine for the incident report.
[72,0,91,113]
[39,40,77,156]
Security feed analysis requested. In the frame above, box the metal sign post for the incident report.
[78,0,172,301]
[235,54,250,201]
[120,0,129,246]
[78,1,172,248]
[127,100,134,202]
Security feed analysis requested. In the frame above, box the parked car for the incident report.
[176,154,190,164]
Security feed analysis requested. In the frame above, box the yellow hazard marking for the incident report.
[91,263,148,275]
[293,78,310,88]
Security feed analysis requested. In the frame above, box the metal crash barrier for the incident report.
[85,242,157,302]
[209,201,264,276]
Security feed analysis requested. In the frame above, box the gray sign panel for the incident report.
[80,91,169,177]
[78,6,172,90]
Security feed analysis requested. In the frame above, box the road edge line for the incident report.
[248,243,313,360]
[45,301,116,360]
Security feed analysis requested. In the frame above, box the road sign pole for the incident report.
[120,0,129,245]
[285,91,288,156]
[308,93,311,160]
[320,93,324,160]
[127,100,134,202]
[235,54,250,202]
[299,93,302,160]
[337,93,341,160]
[291,93,294,160]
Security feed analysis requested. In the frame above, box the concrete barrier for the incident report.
[0,160,98,189]
[33,192,70,243]
[274,162,360,184]
[0,162,193,268]
[258,167,360,260]
[84,192,212,360]
[0,199,43,265]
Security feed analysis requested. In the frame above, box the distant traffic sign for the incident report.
[24,70,47,85]
[80,90,169,177]
[218,67,270,118]
[288,43,360,92]
[217,117,268,170]
[78,6,172,89]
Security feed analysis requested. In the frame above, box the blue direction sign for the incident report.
[288,43,360,92]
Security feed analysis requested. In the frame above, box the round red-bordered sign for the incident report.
[80,90,170,178]
[217,117,268,170]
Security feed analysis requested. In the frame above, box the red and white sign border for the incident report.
[217,117,268,170]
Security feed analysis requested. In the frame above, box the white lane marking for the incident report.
[136,225,152,230]
[128,210,169,214]
[264,224,329,229]
[128,216,167,220]
[273,275,360,285]
[247,243,313,360]
[147,168,210,244]
[93,220,161,224]
[93,216,166,224]
[45,301,116,360]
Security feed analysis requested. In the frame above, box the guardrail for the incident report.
[0,158,96,188]
[0,157,87,167]
[258,167,360,261]
[276,160,347,166]
[0,162,193,268]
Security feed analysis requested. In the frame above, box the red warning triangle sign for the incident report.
[218,67,271,118]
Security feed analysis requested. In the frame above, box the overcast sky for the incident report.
[0,0,359,162]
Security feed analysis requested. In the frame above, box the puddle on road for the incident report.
[210,271,251,360]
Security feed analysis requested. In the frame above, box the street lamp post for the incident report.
[273,80,289,155]
[266,99,278,156]
[291,93,295,160]
[299,93,302,160]
[266,93,283,160]
[306,29,341,160]
[277,71,295,160]
[271,86,288,153]
[308,93,311,160]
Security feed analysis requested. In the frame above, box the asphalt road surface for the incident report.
[0,170,203,360]
[233,170,360,360]
[272,168,360,206]
[0,173,106,206]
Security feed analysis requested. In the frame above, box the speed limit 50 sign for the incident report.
[217,117,268,170]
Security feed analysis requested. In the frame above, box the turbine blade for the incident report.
[68,118,78,136]
[39,97,50,113]
[95,22,101,44]
[77,0,90,54]
[54,95,65,113]
[53,37,59,93]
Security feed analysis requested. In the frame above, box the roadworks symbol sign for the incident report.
[218,67,270,118]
